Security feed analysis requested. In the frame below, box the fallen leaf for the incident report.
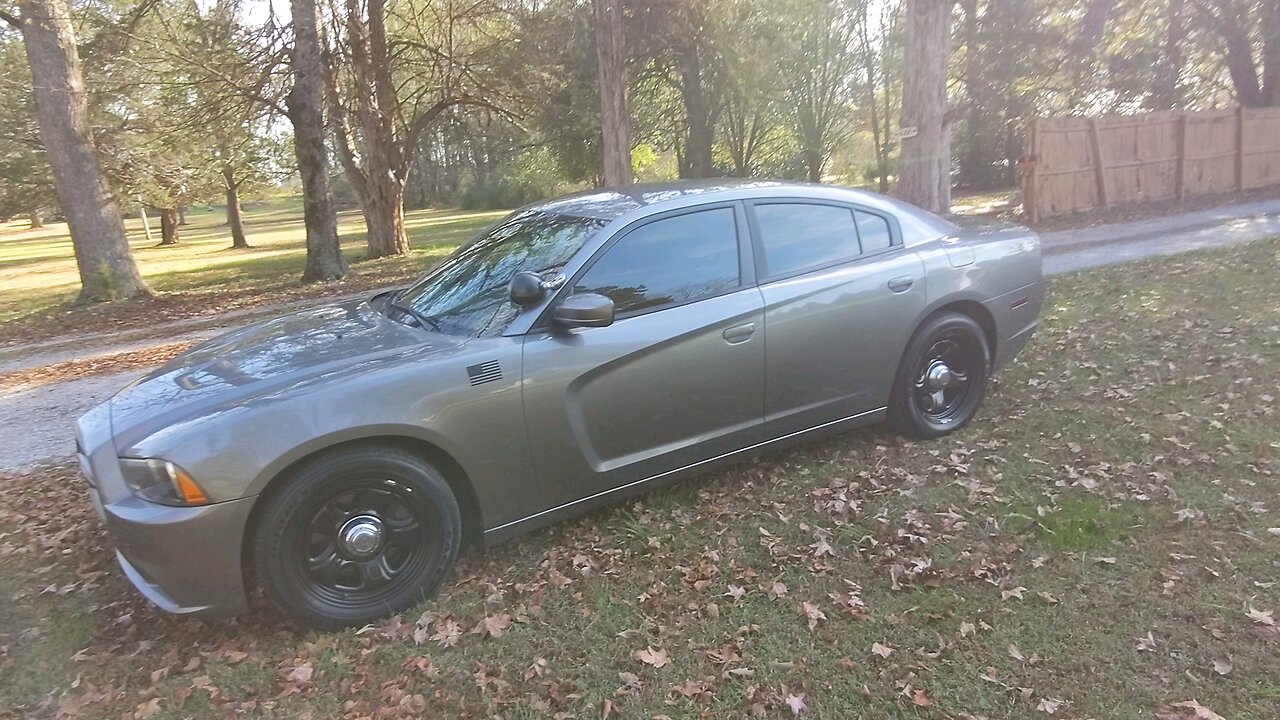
[800,601,826,631]
[632,646,670,669]
[133,698,162,720]
[1246,606,1275,626]
[618,671,642,688]
[472,613,513,639]
[785,693,806,714]
[871,642,894,659]
[1008,644,1026,662]
[1037,697,1065,714]
[285,662,314,684]
[911,689,932,707]
[1212,659,1232,676]
[959,621,976,637]
[1171,699,1226,720]
[1136,631,1157,652]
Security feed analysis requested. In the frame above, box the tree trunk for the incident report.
[158,208,180,245]
[595,0,632,187]
[29,209,43,228]
[287,0,347,282]
[679,47,715,179]
[222,162,249,249]
[138,204,153,243]
[806,150,824,182]
[898,0,955,213]
[364,174,409,257]
[17,0,148,302]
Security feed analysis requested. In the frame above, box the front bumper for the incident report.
[99,493,255,618]
[78,435,255,619]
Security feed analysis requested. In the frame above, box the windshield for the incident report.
[394,210,606,337]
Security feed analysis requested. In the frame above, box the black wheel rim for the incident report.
[913,329,981,425]
[293,479,439,611]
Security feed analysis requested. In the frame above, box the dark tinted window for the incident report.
[397,211,604,337]
[855,210,892,253]
[575,207,739,315]
[754,203,860,277]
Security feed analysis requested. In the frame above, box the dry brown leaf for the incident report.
[1246,606,1275,626]
[871,642,894,658]
[800,601,826,631]
[632,646,670,669]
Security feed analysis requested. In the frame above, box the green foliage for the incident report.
[459,149,585,210]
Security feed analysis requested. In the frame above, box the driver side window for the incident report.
[574,207,741,316]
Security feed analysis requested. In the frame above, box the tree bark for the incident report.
[16,0,149,301]
[595,0,632,187]
[158,208,180,245]
[287,0,347,282]
[222,162,249,248]
[678,46,715,179]
[898,0,956,213]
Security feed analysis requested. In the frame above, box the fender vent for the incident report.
[467,360,502,386]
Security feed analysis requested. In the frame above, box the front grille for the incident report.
[466,360,502,386]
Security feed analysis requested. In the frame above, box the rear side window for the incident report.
[574,207,740,315]
[856,211,892,253]
[753,203,860,277]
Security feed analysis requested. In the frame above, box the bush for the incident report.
[458,148,583,210]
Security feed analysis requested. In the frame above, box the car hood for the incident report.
[108,299,462,447]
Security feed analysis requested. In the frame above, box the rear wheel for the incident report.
[887,312,990,439]
[252,444,461,630]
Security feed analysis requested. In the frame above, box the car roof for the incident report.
[525,179,955,244]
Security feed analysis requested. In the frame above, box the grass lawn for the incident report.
[1,239,1279,719]
[0,200,508,346]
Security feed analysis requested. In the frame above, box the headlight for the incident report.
[118,458,210,506]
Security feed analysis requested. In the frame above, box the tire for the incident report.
[252,443,461,631]
[887,311,991,439]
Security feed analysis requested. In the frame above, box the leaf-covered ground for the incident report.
[2,239,1278,720]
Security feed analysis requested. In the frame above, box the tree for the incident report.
[327,0,513,258]
[595,0,631,186]
[3,0,149,301]
[781,0,859,182]
[898,0,956,213]
[1196,0,1280,106]
[288,0,347,282]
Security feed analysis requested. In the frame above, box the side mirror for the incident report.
[552,293,615,328]
[509,271,545,307]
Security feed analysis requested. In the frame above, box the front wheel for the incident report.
[252,444,461,631]
[887,312,991,439]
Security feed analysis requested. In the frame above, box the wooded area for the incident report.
[1025,106,1280,220]
[2,0,1279,302]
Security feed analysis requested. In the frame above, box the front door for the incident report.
[521,204,765,514]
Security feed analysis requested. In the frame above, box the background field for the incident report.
[0,202,507,345]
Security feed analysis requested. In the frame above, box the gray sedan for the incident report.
[75,181,1043,629]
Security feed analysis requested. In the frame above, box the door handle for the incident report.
[887,276,915,293]
[722,322,756,344]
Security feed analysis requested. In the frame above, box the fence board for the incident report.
[1024,107,1280,219]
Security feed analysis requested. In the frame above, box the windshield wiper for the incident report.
[388,300,441,331]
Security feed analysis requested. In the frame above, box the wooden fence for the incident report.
[1022,107,1280,221]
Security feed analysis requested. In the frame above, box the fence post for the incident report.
[1236,105,1246,191]
[1176,112,1189,203]
[1089,118,1110,209]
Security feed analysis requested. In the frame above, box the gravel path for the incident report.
[2,197,1277,472]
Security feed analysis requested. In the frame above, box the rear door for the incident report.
[521,204,766,512]
[747,200,926,438]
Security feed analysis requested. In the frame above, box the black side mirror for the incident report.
[509,271,545,306]
[552,293,615,328]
